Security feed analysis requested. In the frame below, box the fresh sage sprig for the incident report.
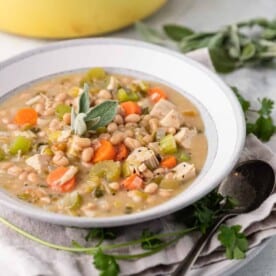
[136,18,276,73]
[71,84,118,136]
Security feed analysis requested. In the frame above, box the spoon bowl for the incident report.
[219,160,275,212]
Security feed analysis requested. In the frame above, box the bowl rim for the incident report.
[0,38,246,227]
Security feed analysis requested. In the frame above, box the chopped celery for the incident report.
[61,192,82,210]
[150,176,163,185]
[160,179,180,189]
[176,150,191,162]
[80,67,106,85]
[0,148,5,161]
[117,88,140,102]
[122,161,131,177]
[68,87,80,98]
[89,160,121,182]
[48,131,61,143]
[55,104,71,119]
[9,136,31,155]
[160,134,177,154]
[96,127,107,134]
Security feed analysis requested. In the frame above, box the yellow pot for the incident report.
[0,0,166,39]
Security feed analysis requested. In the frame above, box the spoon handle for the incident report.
[170,213,234,276]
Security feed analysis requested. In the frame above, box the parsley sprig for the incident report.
[232,87,276,141]
[218,225,249,259]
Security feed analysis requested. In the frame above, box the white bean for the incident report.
[81,147,94,162]
[110,131,125,145]
[108,182,120,191]
[107,122,118,133]
[98,89,112,99]
[27,172,39,183]
[124,137,141,150]
[125,114,141,123]
[63,113,71,125]
[7,166,23,176]
[144,183,158,194]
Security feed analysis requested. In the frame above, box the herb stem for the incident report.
[0,216,97,253]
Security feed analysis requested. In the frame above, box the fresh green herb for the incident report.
[85,228,117,242]
[218,225,249,259]
[233,87,276,141]
[71,83,118,136]
[93,249,120,276]
[175,190,237,234]
[141,229,164,250]
[135,22,167,45]
[136,18,276,73]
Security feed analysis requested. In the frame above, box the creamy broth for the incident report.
[0,69,207,217]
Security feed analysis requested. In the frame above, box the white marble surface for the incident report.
[0,0,275,275]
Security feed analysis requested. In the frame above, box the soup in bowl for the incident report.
[0,39,245,227]
[0,68,207,217]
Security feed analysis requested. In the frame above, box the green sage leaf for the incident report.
[163,24,194,41]
[73,113,87,136]
[78,83,90,113]
[179,33,214,53]
[85,100,118,130]
[209,47,238,73]
[240,43,256,61]
[135,22,167,45]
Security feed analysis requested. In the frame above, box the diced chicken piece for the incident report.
[174,128,197,149]
[53,166,78,186]
[13,131,36,139]
[172,162,196,182]
[57,129,72,142]
[26,154,49,173]
[25,95,41,106]
[107,76,118,91]
[150,99,176,119]
[37,118,50,127]
[126,147,159,173]
[160,109,184,129]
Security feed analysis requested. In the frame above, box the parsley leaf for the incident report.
[141,229,164,250]
[231,87,250,114]
[258,98,274,117]
[93,249,120,276]
[218,225,248,259]
[233,87,276,141]
[85,228,117,242]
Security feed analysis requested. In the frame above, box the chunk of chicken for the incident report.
[172,162,196,182]
[126,147,159,173]
[26,154,49,173]
[150,99,176,119]
[160,109,184,129]
[174,128,197,149]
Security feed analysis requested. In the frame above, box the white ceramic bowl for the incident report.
[0,38,245,227]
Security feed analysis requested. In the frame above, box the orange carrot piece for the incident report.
[93,139,116,163]
[120,101,141,116]
[161,156,177,169]
[122,174,144,190]
[14,108,38,126]
[115,143,129,161]
[46,167,76,193]
[148,87,167,103]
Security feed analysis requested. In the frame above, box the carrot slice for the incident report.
[14,108,38,126]
[148,87,167,103]
[122,174,144,190]
[93,139,116,163]
[46,167,76,193]
[120,101,141,116]
[161,156,177,169]
[115,143,129,161]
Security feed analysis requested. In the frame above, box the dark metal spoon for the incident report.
[171,160,275,276]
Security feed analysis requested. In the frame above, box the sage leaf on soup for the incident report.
[135,22,167,45]
[85,100,118,130]
[73,113,87,136]
[78,84,90,113]
[163,24,194,41]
